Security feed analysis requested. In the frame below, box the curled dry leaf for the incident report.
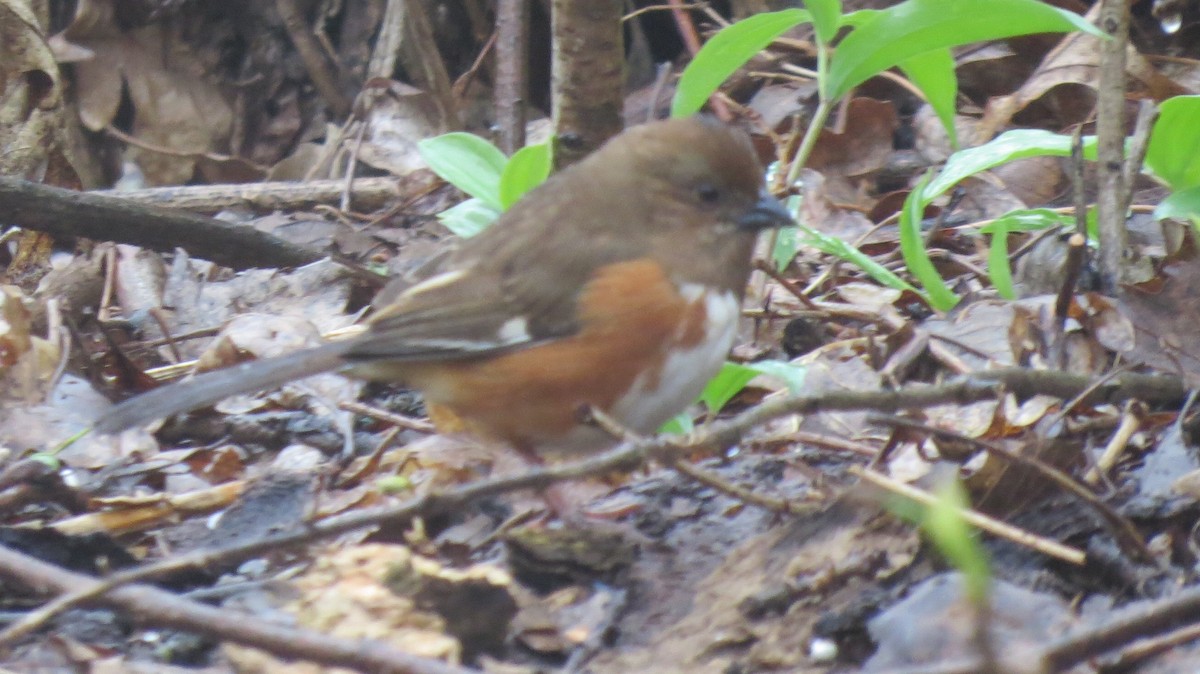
[60,0,233,184]
[978,28,1188,138]
[0,286,61,402]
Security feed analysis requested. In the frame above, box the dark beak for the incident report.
[737,190,792,230]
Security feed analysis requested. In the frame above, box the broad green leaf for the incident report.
[925,479,991,604]
[700,362,761,414]
[826,0,1102,101]
[923,129,1095,200]
[743,360,807,393]
[671,9,810,117]
[898,48,958,149]
[701,360,809,415]
[660,360,806,434]
[499,142,553,209]
[1145,95,1200,191]
[805,0,842,44]
[800,224,920,294]
[436,197,500,238]
[900,172,958,311]
[838,8,879,28]
[1154,185,1200,229]
[418,132,507,210]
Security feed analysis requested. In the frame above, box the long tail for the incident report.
[94,341,352,434]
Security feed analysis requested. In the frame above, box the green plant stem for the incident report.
[784,39,833,188]
[769,43,833,272]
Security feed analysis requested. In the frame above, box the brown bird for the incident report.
[95,116,791,458]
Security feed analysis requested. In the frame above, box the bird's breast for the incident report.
[403,261,742,457]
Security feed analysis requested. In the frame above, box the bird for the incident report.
[95,116,792,459]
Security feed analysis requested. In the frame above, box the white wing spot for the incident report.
[497,317,530,345]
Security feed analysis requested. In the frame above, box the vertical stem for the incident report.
[495,0,530,153]
[1095,0,1130,292]
[784,42,833,187]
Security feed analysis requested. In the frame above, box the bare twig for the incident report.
[667,456,823,514]
[339,400,437,433]
[0,545,472,674]
[851,466,1085,565]
[0,177,323,270]
[1041,585,1200,672]
[876,416,1153,563]
[11,369,1186,645]
[1085,401,1142,484]
[275,0,351,119]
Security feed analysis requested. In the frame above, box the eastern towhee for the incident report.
[95,116,792,458]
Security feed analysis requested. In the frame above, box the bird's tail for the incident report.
[94,341,352,434]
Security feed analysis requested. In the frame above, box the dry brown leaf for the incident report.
[61,0,233,184]
[1117,240,1200,387]
[807,97,898,178]
[979,30,1190,139]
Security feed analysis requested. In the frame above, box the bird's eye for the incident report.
[696,183,721,204]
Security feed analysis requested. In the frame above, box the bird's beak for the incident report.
[737,190,792,230]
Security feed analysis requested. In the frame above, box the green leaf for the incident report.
[28,453,62,470]
[923,129,1094,200]
[838,8,880,28]
[980,209,1074,299]
[377,475,413,493]
[805,0,843,44]
[924,478,991,604]
[1145,95,1200,191]
[799,224,921,294]
[898,48,958,150]
[671,9,811,117]
[659,360,807,434]
[978,208,1073,235]
[1154,185,1200,229]
[743,360,807,393]
[826,0,1102,101]
[900,171,958,311]
[499,142,553,209]
[986,220,1016,300]
[436,197,501,238]
[699,360,809,416]
[417,132,508,210]
[773,224,801,271]
[700,362,762,414]
[660,413,695,435]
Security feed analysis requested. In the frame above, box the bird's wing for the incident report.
[345,215,644,364]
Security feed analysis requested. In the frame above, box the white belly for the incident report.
[609,285,740,434]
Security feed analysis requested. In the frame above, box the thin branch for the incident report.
[9,369,1186,644]
[0,545,473,674]
[850,467,1085,565]
[275,0,352,119]
[0,177,323,270]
